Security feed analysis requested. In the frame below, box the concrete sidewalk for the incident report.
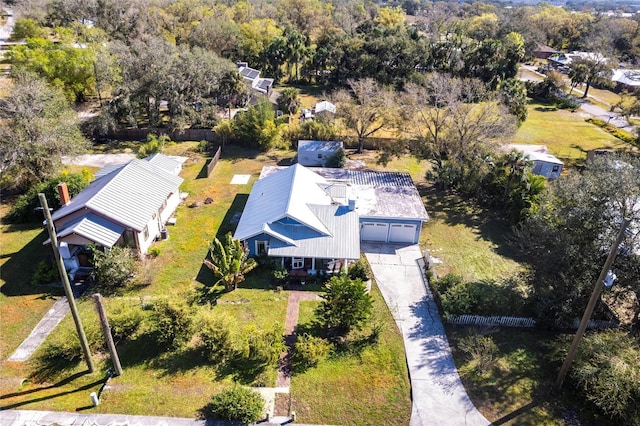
[7,297,69,362]
[363,243,491,426]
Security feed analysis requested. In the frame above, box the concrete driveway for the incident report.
[363,243,491,426]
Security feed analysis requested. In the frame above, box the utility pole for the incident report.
[38,193,95,373]
[92,293,122,376]
[554,217,631,393]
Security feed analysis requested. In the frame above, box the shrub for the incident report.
[137,133,170,158]
[272,268,288,285]
[145,298,194,350]
[7,171,91,223]
[348,258,370,282]
[292,334,331,372]
[325,148,346,168]
[316,274,373,337]
[235,323,285,367]
[458,334,498,375]
[195,310,233,363]
[569,330,640,424]
[31,260,59,285]
[556,96,580,110]
[147,246,161,258]
[200,386,264,423]
[91,245,138,293]
[107,299,146,343]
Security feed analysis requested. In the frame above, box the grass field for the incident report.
[515,102,631,166]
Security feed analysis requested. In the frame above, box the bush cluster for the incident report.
[585,118,639,148]
[292,334,332,372]
[200,386,264,423]
[434,273,532,317]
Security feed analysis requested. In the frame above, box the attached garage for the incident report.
[388,223,417,243]
[361,222,389,242]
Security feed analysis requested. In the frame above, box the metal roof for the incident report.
[144,153,182,175]
[267,205,360,259]
[260,166,429,221]
[57,213,125,247]
[51,159,183,231]
[314,101,336,114]
[240,67,260,80]
[298,140,343,153]
[256,78,273,93]
[234,164,334,241]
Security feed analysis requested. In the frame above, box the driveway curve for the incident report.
[363,243,491,426]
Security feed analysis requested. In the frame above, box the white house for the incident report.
[237,62,274,95]
[505,144,564,179]
[49,154,184,260]
[297,140,344,167]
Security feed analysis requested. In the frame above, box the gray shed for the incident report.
[297,140,344,167]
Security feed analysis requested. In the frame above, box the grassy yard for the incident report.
[0,144,412,421]
[288,284,411,426]
[515,102,631,166]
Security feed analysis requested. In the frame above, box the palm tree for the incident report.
[203,233,257,293]
[277,87,301,119]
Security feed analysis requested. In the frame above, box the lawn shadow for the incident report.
[492,400,543,425]
[422,186,527,264]
[0,370,108,410]
[196,158,212,179]
[219,145,261,161]
[0,228,61,298]
[215,193,249,239]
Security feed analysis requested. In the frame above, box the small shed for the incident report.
[297,140,344,167]
[314,101,336,119]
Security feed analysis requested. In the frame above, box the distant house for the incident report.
[237,62,274,96]
[314,101,336,119]
[611,69,640,92]
[49,154,184,265]
[533,44,558,60]
[297,140,344,167]
[234,164,428,275]
[505,144,563,179]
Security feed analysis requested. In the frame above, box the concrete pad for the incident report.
[364,244,491,426]
[62,153,136,168]
[230,174,251,184]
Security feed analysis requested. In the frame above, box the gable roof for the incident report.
[144,153,182,175]
[56,213,125,247]
[51,159,183,231]
[234,164,335,242]
[314,101,336,114]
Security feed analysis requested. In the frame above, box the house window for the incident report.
[256,240,269,255]
[292,257,304,269]
[317,154,323,159]
[143,225,150,241]
[552,165,560,172]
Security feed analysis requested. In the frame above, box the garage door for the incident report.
[361,222,389,241]
[388,224,417,243]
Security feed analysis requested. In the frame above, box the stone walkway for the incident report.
[8,297,69,362]
[276,290,319,388]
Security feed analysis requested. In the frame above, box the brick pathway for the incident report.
[276,290,319,388]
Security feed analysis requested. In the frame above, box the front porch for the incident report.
[279,257,351,277]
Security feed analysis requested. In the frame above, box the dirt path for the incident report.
[276,290,319,388]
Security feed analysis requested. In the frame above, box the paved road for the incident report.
[363,243,491,426]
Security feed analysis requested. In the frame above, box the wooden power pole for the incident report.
[38,193,95,373]
[92,293,123,376]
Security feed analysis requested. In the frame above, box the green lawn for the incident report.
[515,102,631,166]
[289,284,411,426]
[0,144,411,421]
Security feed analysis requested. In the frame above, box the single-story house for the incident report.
[504,144,563,179]
[533,44,558,60]
[297,140,344,167]
[547,51,609,73]
[233,164,428,275]
[611,69,640,92]
[237,62,274,96]
[48,154,184,263]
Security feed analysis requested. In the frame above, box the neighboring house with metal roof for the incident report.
[49,156,184,259]
[234,164,428,275]
[504,144,564,179]
[297,140,344,167]
[314,100,336,119]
